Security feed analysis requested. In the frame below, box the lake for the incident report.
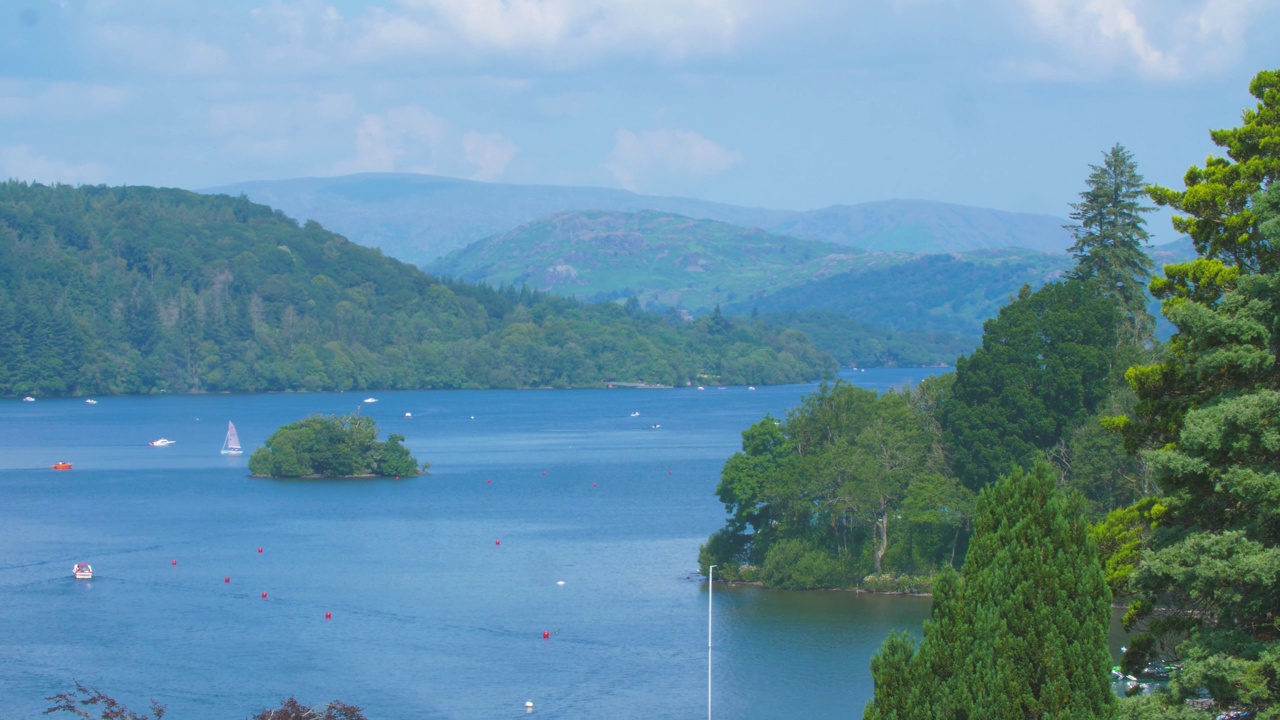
[0,369,981,719]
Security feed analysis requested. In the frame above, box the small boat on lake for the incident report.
[85,399,98,405]
[73,563,92,579]
[51,462,72,470]
[22,396,34,402]
[220,422,243,456]
[630,411,640,417]
[363,397,378,403]
[149,438,175,447]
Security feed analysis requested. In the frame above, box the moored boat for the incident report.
[73,563,92,579]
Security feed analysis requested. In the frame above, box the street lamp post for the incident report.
[708,564,716,720]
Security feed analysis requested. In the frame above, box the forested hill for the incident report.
[0,182,835,397]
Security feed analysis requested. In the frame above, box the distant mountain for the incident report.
[771,200,1072,254]
[428,210,867,310]
[427,209,1071,337]
[201,173,1073,265]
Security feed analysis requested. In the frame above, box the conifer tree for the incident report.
[1065,144,1155,341]
[864,462,1114,719]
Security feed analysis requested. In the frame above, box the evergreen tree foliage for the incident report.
[248,413,423,478]
[1147,69,1280,273]
[1109,70,1280,717]
[864,630,916,720]
[1066,144,1156,340]
[939,280,1121,491]
[864,462,1115,720]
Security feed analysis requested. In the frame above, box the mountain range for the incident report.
[203,173,1076,265]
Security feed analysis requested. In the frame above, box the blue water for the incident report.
[0,370,944,719]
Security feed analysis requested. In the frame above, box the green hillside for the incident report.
[204,173,1073,265]
[0,182,835,396]
[428,210,868,310]
[427,209,1072,339]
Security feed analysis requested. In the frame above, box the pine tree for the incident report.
[864,462,1115,719]
[863,631,916,720]
[1065,143,1155,341]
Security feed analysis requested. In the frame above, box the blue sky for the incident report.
[1,0,1277,237]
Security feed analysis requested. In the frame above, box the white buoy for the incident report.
[405,412,412,418]
[525,700,534,709]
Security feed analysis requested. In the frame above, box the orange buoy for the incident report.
[542,631,550,639]
[325,612,332,620]
[261,591,268,599]
[224,576,230,583]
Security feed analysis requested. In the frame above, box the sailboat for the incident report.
[221,421,243,456]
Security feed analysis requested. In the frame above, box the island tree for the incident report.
[248,413,423,479]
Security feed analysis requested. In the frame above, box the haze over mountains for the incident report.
[203,173,1076,266]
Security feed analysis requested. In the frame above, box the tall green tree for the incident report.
[1109,70,1280,716]
[864,461,1115,719]
[940,280,1120,491]
[1065,143,1155,340]
[1147,69,1280,273]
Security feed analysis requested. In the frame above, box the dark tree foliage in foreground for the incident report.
[252,696,367,720]
[43,682,165,719]
[864,461,1114,719]
[248,413,423,478]
[0,183,834,397]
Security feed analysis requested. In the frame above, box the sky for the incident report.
[1,0,1278,237]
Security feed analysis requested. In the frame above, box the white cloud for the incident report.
[605,128,742,191]
[351,0,775,66]
[463,131,519,180]
[332,106,449,175]
[1014,0,1264,79]
[0,145,109,185]
[0,81,130,120]
[91,23,233,77]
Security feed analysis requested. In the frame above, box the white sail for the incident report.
[221,421,243,455]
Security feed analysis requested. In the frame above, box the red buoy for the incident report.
[261,591,268,599]
[325,612,332,620]
[592,483,597,487]
[669,471,673,475]
[542,471,546,475]
[487,479,492,483]
[171,560,177,566]
[395,476,400,481]
[543,631,550,639]
[495,540,501,546]
[257,547,263,553]
[224,576,231,583]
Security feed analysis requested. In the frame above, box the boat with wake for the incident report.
[149,438,176,447]
[73,563,92,579]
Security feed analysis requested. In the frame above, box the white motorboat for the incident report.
[363,397,378,403]
[22,396,34,402]
[73,563,93,579]
[85,399,98,404]
[149,438,176,447]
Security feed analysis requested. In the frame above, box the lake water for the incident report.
[0,368,991,719]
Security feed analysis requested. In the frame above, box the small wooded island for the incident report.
[248,413,426,479]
